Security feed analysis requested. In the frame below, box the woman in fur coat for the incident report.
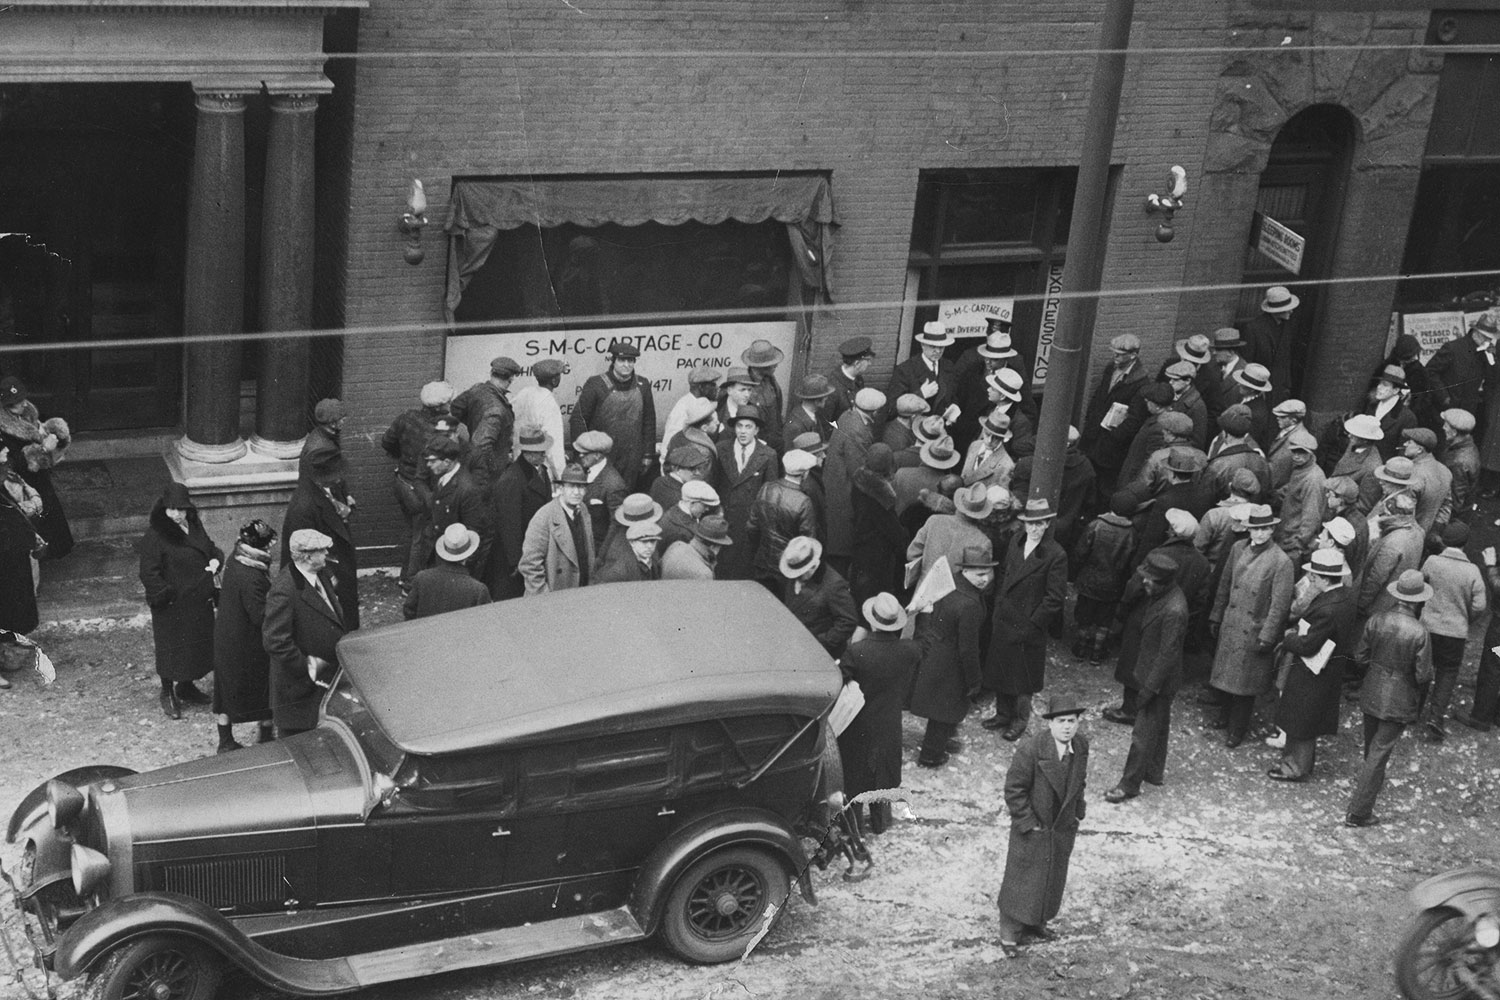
[0,377,72,559]
[212,519,277,752]
[138,482,223,719]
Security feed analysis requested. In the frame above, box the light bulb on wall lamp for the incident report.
[399,179,428,265]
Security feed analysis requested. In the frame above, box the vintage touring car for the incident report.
[3,581,855,1000]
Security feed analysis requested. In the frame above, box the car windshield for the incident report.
[324,672,405,776]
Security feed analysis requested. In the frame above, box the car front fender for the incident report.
[55,892,360,996]
[629,807,812,935]
[1409,866,1500,921]
[7,765,137,844]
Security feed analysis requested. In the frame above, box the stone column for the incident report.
[250,91,320,459]
[177,88,251,463]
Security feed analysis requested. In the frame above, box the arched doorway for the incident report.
[1237,105,1357,400]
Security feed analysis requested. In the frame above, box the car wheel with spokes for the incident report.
[1395,907,1479,1000]
[84,934,222,1000]
[659,847,790,965]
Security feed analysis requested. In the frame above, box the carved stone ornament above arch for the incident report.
[1205,11,1441,176]
[0,0,364,92]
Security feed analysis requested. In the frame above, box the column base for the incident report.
[175,435,248,464]
[248,433,307,460]
[165,446,299,547]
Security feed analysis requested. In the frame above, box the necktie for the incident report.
[315,576,342,624]
[738,445,749,473]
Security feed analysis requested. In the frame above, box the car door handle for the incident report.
[657,806,676,817]
[491,825,511,837]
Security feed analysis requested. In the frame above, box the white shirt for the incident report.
[585,460,607,484]
[510,383,566,476]
[1054,739,1073,761]
[1023,537,1040,560]
[1373,395,1399,421]
[296,564,337,615]
[737,443,752,472]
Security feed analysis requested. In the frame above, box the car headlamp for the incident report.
[70,844,111,897]
[1475,914,1500,950]
[45,780,86,830]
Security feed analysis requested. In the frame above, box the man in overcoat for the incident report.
[1105,552,1188,803]
[825,336,875,424]
[262,529,347,738]
[1081,333,1150,500]
[997,695,1089,957]
[885,320,959,422]
[1238,285,1298,403]
[490,426,554,600]
[1327,414,1385,514]
[1355,490,1424,629]
[823,387,886,574]
[1441,408,1480,520]
[281,453,359,630]
[777,536,858,659]
[518,463,595,595]
[1425,313,1497,431]
[661,514,732,581]
[907,482,992,579]
[402,523,492,620]
[910,544,993,768]
[984,499,1068,741]
[422,435,491,583]
[838,592,922,834]
[1346,570,1433,827]
[1268,548,1356,782]
[450,355,520,491]
[714,405,779,581]
[1208,504,1294,748]
[1272,427,1326,567]
[746,448,818,587]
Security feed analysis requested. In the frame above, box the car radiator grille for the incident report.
[162,855,286,908]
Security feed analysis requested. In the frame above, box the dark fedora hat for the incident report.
[1042,694,1085,719]
[692,514,734,547]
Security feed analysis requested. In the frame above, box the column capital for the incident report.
[192,89,254,113]
[267,92,323,113]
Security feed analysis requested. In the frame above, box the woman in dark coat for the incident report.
[848,444,910,605]
[0,376,72,559]
[212,519,277,753]
[837,593,921,834]
[138,482,223,719]
[984,500,1068,741]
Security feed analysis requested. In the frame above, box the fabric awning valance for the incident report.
[445,175,835,320]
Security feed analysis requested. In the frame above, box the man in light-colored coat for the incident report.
[1272,427,1325,566]
[1209,505,1294,748]
[518,464,595,596]
[1400,427,1452,532]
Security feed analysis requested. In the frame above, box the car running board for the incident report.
[344,906,647,987]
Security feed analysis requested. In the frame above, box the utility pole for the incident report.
[1027,0,1135,507]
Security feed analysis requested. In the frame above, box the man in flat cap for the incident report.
[262,528,348,738]
[827,336,876,423]
[652,442,713,510]
[382,381,454,589]
[659,478,719,551]
[452,356,521,490]
[661,514,733,581]
[824,387,886,576]
[778,535,859,659]
[1212,327,1249,404]
[747,448,818,589]
[511,358,567,476]
[882,394,932,455]
[1157,334,1223,427]
[571,340,657,489]
[1322,476,1369,580]
[595,520,663,584]
[1401,427,1452,531]
[573,429,629,546]
[298,397,349,488]
[791,431,829,542]
[518,463,595,595]
[1440,408,1480,520]
[422,435,492,582]
[1239,285,1300,402]
[661,367,723,461]
[1082,334,1150,499]
[886,321,959,421]
[282,439,360,630]
[1273,427,1326,566]
[1265,398,1307,490]
[1200,403,1270,504]
[1163,360,1208,451]
[403,523,492,620]
[490,425,555,600]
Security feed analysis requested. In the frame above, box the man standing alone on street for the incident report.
[996,695,1089,958]
[262,529,347,739]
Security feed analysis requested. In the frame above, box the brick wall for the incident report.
[325,0,1420,560]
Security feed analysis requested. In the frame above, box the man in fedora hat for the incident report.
[518,463,595,595]
[910,544,994,767]
[837,591,923,834]
[661,366,722,463]
[981,368,1036,457]
[594,519,663,584]
[778,536,858,658]
[1208,504,1294,748]
[1157,334,1224,426]
[382,380,455,589]
[893,414,947,470]
[1329,413,1386,514]
[1363,364,1418,460]
[742,338,787,452]
[984,499,1067,742]
[1082,333,1150,498]
[1266,547,1357,782]
[786,373,836,447]
[1230,362,1275,448]
[1345,569,1434,827]
[882,394,932,455]
[1265,398,1308,489]
[827,336,876,423]
[659,478,719,552]
[1239,285,1300,402]
[1382,333,1443,439]
[664,393,723,483]
[747,448,819,588]
[825,387,886,574]
[511,358,567,476]
[893,434,960,516]
[570,340,657,488]
[403,523,492,620]
[715,404,779,581]
[1105,551,1189,804]
[452,358,521,490]
[421,435,492,583]
[1272,427,1325,566]
[1440,408,1480,519]
[661,513,733,580]
[262,528,347,738]
[595,492,664,572]
[996,693,1089,957]
[1114,445,1205,570]
[953,320,1035,452]
[1426,312,1498,427]
[1212,327,1249,404]
[1400,427,1452,532]
[490,425,555,600]
[908,482,992,580]
[573,429,629,545]
[282,441,360,630]
[716,366,760,430]
[962,409,1015,493]
[1163,360,1209,451]
[886,320,959,420]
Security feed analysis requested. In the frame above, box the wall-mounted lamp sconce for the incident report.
[1144,165,1187,243]
[399,179,427,265]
